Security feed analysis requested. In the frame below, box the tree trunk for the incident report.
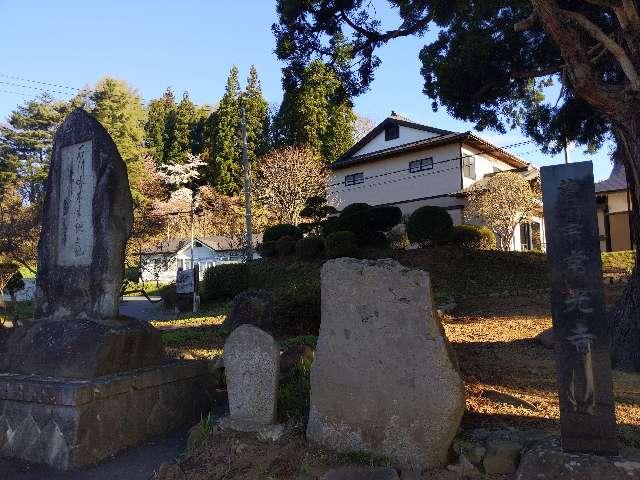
[609,124,640,371]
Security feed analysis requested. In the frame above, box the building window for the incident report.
[384,123,399,141]
[462,156,476,180]
[344,172,365,186]
[409,157,433,173]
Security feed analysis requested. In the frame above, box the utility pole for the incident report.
[564,137,571,164]
[190,182,197,312]
[241,105,254,261]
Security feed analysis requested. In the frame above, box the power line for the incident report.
[0,73,80,92]
[0,80,76,97]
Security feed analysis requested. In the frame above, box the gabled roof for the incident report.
[596,161,627,193]
[331,113,528,170]
[140,235,262,255]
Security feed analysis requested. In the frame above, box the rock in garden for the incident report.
[223,324,279,426]
[223,289,274,332]
[307,258,465,470]
[483,439,522,475]
[516,443,640,479]
[322,467,400,480]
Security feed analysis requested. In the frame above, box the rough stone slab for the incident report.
[322,468,400,480]
[35,108,133,321]
[0,317,164,379]
[224,324,279,424]
[516,443,640,479]
[307,258,465,470]
[0,361,216,470]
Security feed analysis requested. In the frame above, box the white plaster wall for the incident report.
[460,146,514,188]
[353,125,441,156]
[606,191,630,213]
[327,143,463,210]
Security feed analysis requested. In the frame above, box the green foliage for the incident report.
[280,335,318,349]
[325,231,357,258]
[340,203,371,217]
[275,236,297,257]
[202,263,249,301]
[272,60,355,163]
[324,204,401,245]
[6,272,24,294]
[272,277,321,335]
[277,358,312,422]
[263,224,303,243]
[242,65,270,162]
[0,94,69,202]
[258,241,278,258]
[450,224,497,250]
[296,236,325,260]
[162,329,210,346]
[406,206,454,246]
[211,66,242,195]
[299,195,338,234]
[158,283,178,309]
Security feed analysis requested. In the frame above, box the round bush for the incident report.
[201,263,250,301]
[366,206,402,233]
[325,231,357,258]
[258,241,277,258]
[406,206,454,246]
[295,236,325,260]
[340,203,371,217]
[275,236,297,257]
[366,230,389,248]
[263,224,303,243]
[451,224,497,250]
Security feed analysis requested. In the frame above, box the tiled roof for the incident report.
[595,161,627,193]
[140,235,262,255]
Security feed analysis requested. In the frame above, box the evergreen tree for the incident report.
[0,94,69,203]
[190,104,213,157]
[82,77,146,201]
[273,61,355,163]
[242,65,270,162]
[144,87,176,166]
[166,92,197,164]
[211,66,242,195]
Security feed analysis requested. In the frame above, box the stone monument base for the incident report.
[0,361,216,470]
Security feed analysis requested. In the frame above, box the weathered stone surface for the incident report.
[307,258,465,470]
[0,317,164,378]
[322,467,400,480]
[223,289,274,333]
[483,439,522,474]
[516,443,640,479]
[0,361,215,470]
[224,324,279,425]
[34,108,133,321]
[541,162,617,455]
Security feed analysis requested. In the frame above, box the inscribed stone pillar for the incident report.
[541,161,617,455]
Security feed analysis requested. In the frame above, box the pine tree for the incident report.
[145,87,176,166]
[0,94,69,203]
[166,92,197,164]
[242,65,270,162]
[273,61,355,163]
[83,77,146,201]
[211,66,242,195]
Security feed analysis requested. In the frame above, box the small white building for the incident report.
[327,112,545,251]
[139,236,260,283]
[596,162,634,252]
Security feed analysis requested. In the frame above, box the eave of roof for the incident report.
[330,131,528,171]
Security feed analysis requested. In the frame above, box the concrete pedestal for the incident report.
[0,360,216,470]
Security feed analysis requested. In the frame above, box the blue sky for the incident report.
[0,0,614,180]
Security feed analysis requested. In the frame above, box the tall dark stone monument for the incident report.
[0,109,215,470]
[541,161,617,455]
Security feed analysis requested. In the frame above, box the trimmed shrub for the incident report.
[325,231,357,258]
[296,236,325,260]
[329,204,402,245]
[366,206,402,233]
[275,236,297,257]
[340,202,371,217]
[366,230,389,248]
[263,224,303,243]
[451,224,497,250]
[201,263,249,301]
[406,206,454,246]
[258,241,277,258]
[272,278,321,335]
[320,216,342,237]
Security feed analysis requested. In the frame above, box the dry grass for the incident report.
[445,290,640,455]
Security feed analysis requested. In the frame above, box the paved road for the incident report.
[119,296,173,322]
[0,429,188,480]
